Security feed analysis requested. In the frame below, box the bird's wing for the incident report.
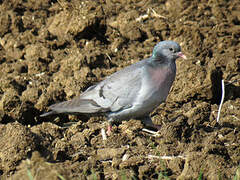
[81,60,147,112]
[44,59,148,115]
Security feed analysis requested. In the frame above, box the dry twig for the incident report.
[148,154,186,160]
[217,80,225,123]
[101,128,107,140]
[136,8,166,22]
[142,128,158,136]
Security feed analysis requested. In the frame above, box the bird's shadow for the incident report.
[210,68,240,103]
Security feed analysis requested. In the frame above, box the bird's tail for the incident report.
[40,97,106,117]
[40,111,57,117]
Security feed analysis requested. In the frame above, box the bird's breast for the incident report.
[148,65,176,89]
[136,64,176,107]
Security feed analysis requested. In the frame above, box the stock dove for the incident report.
[41,41,186,135]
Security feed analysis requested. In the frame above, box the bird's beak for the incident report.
[177,52,187,59]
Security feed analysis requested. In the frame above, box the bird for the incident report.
[40,40,186,135]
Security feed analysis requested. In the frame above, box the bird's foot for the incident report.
[107,125,112,136]
[141,116,161,131]
[152,124,161,131]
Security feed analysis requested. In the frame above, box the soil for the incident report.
[0,0,240,179]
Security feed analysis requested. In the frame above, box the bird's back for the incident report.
[41,58,150,116]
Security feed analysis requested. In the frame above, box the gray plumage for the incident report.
[40,41,186,130]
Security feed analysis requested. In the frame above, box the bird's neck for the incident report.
[149,56,175,67]
[146,59,176,91]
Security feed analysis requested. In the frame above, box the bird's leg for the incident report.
[140,116,161,130]
[106,120,113,136]
[107,124,112,136]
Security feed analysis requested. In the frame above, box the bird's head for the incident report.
[152,41,186,62]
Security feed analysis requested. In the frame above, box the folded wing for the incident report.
[40,59,148,116]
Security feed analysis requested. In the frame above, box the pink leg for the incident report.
[107,124,112,136]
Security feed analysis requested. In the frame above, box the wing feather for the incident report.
[45,59,149,115]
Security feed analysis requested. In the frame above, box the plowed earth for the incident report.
[0,0,240,179]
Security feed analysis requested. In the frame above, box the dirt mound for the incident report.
[0,0,239,179]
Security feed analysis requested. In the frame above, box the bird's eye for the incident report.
[169,48,174,52]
